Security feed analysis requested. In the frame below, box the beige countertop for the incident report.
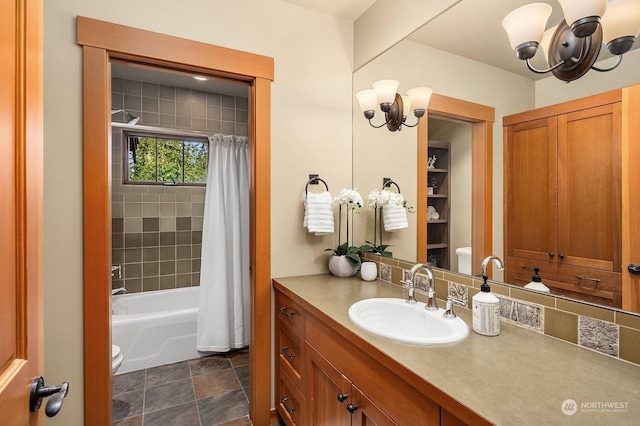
[273,274,640,425]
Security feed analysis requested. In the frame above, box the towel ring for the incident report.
[305,176,329,194]
[382,178,401,193]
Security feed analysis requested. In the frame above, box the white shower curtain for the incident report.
[197,134,250,352]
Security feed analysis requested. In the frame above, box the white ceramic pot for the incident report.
[328,255,357,277]
[360,262,378,281]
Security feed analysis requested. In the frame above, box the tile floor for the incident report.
[112,349,251,426]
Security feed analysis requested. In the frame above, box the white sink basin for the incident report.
[348,298,469,345]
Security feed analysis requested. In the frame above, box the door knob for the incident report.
[29,376,69,417]
[629,264,640,275]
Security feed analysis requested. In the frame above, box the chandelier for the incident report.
[502,0,640,82]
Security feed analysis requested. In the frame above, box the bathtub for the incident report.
[112,286,202,374]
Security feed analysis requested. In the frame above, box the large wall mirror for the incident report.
[352,0,640,312]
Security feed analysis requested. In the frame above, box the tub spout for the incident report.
[112,287,127,295]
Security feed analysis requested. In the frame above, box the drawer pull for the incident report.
[281,397,296,414]
[520,265,537,271]
[280,306,295,318]
[576,275,600,284]
[347,403,359,414]
[281,346,296,359]
[337,393,348,403]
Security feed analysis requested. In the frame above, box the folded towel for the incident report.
[383,204,408,232]
[303,191,334,235]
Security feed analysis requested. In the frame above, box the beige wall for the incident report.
[43,1,353,424]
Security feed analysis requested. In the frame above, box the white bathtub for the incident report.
[112,286,202,374]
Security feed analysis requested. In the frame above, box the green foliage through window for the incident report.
[126,135,208,184]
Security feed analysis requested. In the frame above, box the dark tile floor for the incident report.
[113,349,251,426]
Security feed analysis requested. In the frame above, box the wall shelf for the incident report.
[427,140,450,269]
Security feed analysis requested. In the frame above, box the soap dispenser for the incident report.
[524,267,551,293]
[472,275,500,336]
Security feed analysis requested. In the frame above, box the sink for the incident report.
[348,298,469,345]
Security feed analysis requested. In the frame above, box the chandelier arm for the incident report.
[368,118,390,129]
[591,55,623,72]
[525,58,566,74]
[402,118,421,128]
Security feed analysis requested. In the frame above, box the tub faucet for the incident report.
[400,263,438,310]
[112,287,127,295]
[480,255,505,278]
[111,265,122,279]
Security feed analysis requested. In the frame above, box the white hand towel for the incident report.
[303,191,334,235]
[383,204,408,232]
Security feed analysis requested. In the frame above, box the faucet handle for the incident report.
[400,279,417,304]
[443,297,457,318]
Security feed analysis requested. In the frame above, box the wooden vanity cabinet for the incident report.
[274,286,485,426]
[504,94,622,307]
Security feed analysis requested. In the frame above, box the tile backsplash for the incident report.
[110,76,248,293]
[362,253,640,367]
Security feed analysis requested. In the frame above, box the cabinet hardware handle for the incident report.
[347,403,359,414]
[281,397,296,414]
[281,346,296,359]
[280,306,295,318]
[548,252,554,258]
[337,393,348,403]
[520,265,536,270]
[576,275,600,284]
[628,264,640,275]
[559,253,565,259]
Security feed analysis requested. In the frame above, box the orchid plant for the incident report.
[360,189,414,257]
[325,188,364,270]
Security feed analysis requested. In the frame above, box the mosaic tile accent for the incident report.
[448,282,468,306]
[380,263,392,282]
[497,296,544,332]
[578,316,619,357]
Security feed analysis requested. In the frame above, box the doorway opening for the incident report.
[78,17,273,425]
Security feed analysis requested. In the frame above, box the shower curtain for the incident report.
[196,134,250,352]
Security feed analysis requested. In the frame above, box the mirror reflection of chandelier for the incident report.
[502,0,640,82]
[355,80,433,132]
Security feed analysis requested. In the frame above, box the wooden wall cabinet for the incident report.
[504,97,622,307]
[274,287,483,426]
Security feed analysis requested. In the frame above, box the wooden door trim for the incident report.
[78,17,273,425]
[418,94,494,276]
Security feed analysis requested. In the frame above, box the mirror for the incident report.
[352,0,640,311]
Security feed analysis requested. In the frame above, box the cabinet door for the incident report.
[557,103,622,272]
[350,383,398,426]
[308,347,351,426]
[505,117,558,262]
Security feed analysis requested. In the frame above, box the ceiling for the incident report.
[113,0,640,86]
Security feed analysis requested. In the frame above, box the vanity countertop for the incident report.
[273,274,640,425]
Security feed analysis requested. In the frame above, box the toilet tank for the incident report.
[455,247,472,275]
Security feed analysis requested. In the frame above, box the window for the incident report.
[124,133,209,185]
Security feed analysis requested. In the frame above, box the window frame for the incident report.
[121,129,209,187]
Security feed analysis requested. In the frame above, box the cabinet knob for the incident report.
[628,264,640,275]
[337,393,348,403]
[347,403,359,414]
[558,253,564,259]
[548,252,554,258]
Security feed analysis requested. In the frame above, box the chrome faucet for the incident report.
[480,255,505,278]
[400,263,438,310]
[111,265,122,279]
[111,287,127,295]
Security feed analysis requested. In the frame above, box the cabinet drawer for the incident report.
[277,369,306,426]
[507,255,557,280]
[276,292,306,337]
[555,265,621,307]
[277,318,305,385]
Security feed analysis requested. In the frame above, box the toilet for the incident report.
[455,247,472,275]
[112,345,124,375]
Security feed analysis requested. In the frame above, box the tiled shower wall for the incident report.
[110,77,249,293]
